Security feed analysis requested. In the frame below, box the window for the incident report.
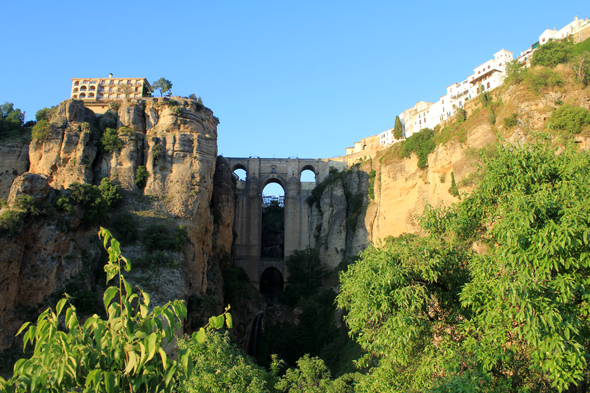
[74,81,79,86]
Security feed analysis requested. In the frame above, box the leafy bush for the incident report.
[367,169,376,200]
[531,39,572,68]
[152,144,164,164]
[135,165,149,188]
[112,213,139,245]
[455,107,467,123]
[0,102,24,140]
[98,177,122,208]
[177,331,273,392]
[279,248,325,307]
[13,195,39,215]
[0,198,7,208]
[171,226,189,252]
[546,104,590,134]
[0,228,232,393]
[524,67,563,93]
[401,128,436,169]
[35,105,57,122]
[0,210,22,237]
[504,60,527,85]
[448,172,460,198]
[142,223,171,252]
[100,127,123,153]
[503,112,519,128]
[31,119,51,141]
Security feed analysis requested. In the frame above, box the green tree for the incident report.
[35,105,57,122]
[0,228,232,393]
[393,115,403,140]
[338,140,590,391]
[275,355,357,393]
[504,59,527,85]
[570,51,590,86]
[152,78,173,97]
[0,102,24,139]
[400,128,436,169]
[101,127,123,153]
[135,165,149,188]
[531,39,572,68]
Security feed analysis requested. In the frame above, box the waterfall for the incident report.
[248,311,265,357]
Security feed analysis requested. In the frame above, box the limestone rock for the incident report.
[7,172,53,206]
[0,142,29,199]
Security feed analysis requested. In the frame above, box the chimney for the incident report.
[108,73,113,78]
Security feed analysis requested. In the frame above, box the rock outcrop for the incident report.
[0,142,29,199]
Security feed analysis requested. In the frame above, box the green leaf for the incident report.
[158,347,168,370]
[104,371,115,393]
[15,322,30,337]
[147,333,157,361]
[225,312,233,329]
[195,328,206,343]
[103,286,118,312]
[209,315,224,330]
[125,350,137,374]
[56,298,67,317]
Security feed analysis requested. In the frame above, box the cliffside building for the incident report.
[70,74,153,114]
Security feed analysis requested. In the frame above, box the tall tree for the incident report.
[0,102,24,138]
[152,77,173,97]
[393,115,403,140]
[338,140,590,392]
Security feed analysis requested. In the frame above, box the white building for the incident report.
[539,16,590,45]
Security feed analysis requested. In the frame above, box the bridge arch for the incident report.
[226,157,347,287]
[260,267,284,305]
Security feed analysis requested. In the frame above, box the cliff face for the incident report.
[0,98,222,351]
[0,142,29,199]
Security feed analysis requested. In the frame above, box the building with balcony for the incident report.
[70,74,153,114]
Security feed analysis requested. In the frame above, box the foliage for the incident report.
[531,39,572,68]
[447,172,459,198]
[142,223,172,252]
[393,115,403,140]
[0,228,231,393]
[503,112,519,128]
[101,127,123,153]
[504,60,526,85]
[337,141,590,391]
[569,51,590,86]
[112,213,139,245]
[0,210,22,237]
[307,167,343,208]
[177,330,273,393]
[525,66,563,93]
[455,107,467,124]
[546,104,590,134]
[400,128,436,169]
[275,355,358,393]
[171,226,189,252]
[0,102,25,140]
[152,144,164,164]
[109,101,121,112]
[279,247,326,307]
[63,178,122,224]
[13,195,39,215]
[152,78,173,97]
[98,177,122,208]
[31,119,51,141]
[367,170,376,200]
[142,223,188,253]
[35,105,57,122]
[135,165,149,188]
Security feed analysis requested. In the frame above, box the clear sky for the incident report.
[2,1,587,163]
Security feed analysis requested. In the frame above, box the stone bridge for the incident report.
[226,157,347,289]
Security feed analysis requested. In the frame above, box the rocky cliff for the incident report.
[0,97,228,351]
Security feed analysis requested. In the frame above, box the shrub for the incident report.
[546,104,590,134]
[171,225,189,252]
[0,210,22,237]
[142,223,171,252]
[401,128,436,169]
[98,177,122,208]
[524,67,563,93]
[31,119,51,141]
[0,198,7,208]
[448,172,460,198]
[13,195,39,215]
[35,105,57,122]
[531,39,572,68]
[152,144,164,164]
[112,213,139,245]
[488,108,496,125]
[109,101,121,112]
[100,127,123,153]
[135,165,149,188]
[367,169,376,200]
[503,112,519,128]
[69,182,106,223]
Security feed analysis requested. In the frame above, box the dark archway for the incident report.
[261,181,284,260]
[260,267,284,306]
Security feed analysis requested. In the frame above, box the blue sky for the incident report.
[2,1,587,167]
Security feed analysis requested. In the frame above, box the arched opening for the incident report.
[261,180,284,260]
[73,94,78,98]
[80,93,86,98]
[89,92,95,98]
[300,166,317,183]
[232,164,247,185]
[260,267,283,305]
[89,85,96,91]
[80,86,87,91]
[73,88,78,93]
[74,81,79,86]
